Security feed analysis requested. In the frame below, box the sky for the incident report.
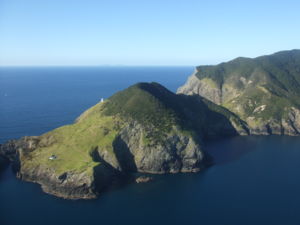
[0,0,300,66]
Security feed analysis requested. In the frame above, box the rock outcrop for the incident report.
[116,121,205,173]
[177,70,223,104]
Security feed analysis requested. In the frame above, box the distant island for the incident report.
[1,49,300,199]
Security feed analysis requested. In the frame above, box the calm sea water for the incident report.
[1,67,300,225]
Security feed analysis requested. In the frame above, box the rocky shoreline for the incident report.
[0,123,209,199]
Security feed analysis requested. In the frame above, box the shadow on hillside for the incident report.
[136,83,248,139]
[113,136,138,172]
[178,94,250,139]
[90,148,133,195]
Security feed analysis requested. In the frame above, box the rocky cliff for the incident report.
[178,50,300,135]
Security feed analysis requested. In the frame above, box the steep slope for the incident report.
[0,82,244,199]
[178,50,300,135]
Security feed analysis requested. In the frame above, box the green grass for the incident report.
[23,103,124,175]
[200,78,218,88]
[195,50,300,94]
[224,84,297,123]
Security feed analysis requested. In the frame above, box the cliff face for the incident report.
[116,121,205,173]
[178,50,300,135]
[177,70,223,104]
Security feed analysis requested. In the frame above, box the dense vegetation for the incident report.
[194,49,300,122]
[196,50,300,94]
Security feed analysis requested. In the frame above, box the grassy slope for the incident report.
[23,103,121,175]
[195,50,300,122]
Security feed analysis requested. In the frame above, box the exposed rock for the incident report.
[135,176,153,183]
[117,121,206,174]
[253,105,267,113]
[17,165,97,199]
[177,72,222,104]
[0,136,39,161]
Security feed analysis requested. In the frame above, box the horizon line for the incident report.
[0,64,196,67]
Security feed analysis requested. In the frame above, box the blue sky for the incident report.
[0,0,300,66]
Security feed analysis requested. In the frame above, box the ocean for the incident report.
[1,67,300,225]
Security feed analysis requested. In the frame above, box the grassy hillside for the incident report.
[22,103,120,175]
[194,50,300,122]
[196,50,300,94]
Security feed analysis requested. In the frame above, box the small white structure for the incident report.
[100,98,104,103]
[49,155,57,160]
